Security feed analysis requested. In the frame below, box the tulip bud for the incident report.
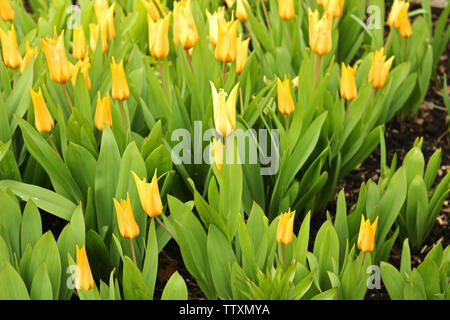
[206,7,226,47]
[111,57,130,101]
[340,63,357,101]
[236,0,248,22]
[388,0,412,38]
[368,48,394,89]
[72,26,87,60]
[148,12,171,59]
[30,87,54,133]
[357,215,378,253]
[173,0,198,50]
[20,40,38,74]
[95,92,112,131]
[0,0,14,21]
[215,17,238,63]
[212,137,223,173]
[113,193,140,239]
[276,209,295,245]
[277,76,295,115]
[141,0,160,22]
[72,57,91,91]
[40,30,74,84]
[75,245,94,291]
[0,25,22,69]
[132,170,164,218]
[278,0,295,21]
[308,9,333,56]
[236,35,250,75]
[210,81,239,137]
[323,0,345,18]
[89,24,99,52]
[94,0,115,41]
[225,0,235,8]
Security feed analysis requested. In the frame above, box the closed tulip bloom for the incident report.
[236,35,250,75]
[40,30,74,84]
[236,0,248,22]
[276,209,295,245]
[323,0,345,18]
[75,245,94,291]
[94,0,115,41]
[225,0,235,8]
[277,76,295,115]
[308,9,333,56]
[368,48,394,89]
[387,0,403,28]
[278,0,294,21]
[148,12,171,59]
[215,18,238,63]
[132,170,164,218]
[30,87,54,133]
[206,7,226,47]
[340,63,357,101]
[212,137,223,173]
[72,26,87,60]
[20,40,38,74]
[94,92,112,131]
[113,193,140,239]
[72,57,91,91]
[0,25,22,69]
[210,81,239,137]
[173,0,198,50]
[142,0,160,22]
[89,24,99,52]
[388,0,412,38]
[111,57,129,101]
[357,215,378,253]
[0,0,15,21]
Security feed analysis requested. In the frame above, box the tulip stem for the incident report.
[282,244,288,268]
[284,21,291,44]
[130,238,137,265]
[155,216,178,243]
[62,84,73,110]
[223,63,227,84]
[344,100,350,124]
[384,30,392,52]
[158,59,167,95]
[13,70,16,88]
[239,86,244,115]
[260,0,272,32]
[185,49,194,73]
[120,101,126,129]
[313,55,321,90]
[285,114,289,137]
[47,132,61,158]
[361,252,366,266]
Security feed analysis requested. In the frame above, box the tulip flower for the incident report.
[277,76,295,115]
[278,0,294,21]
[89,24,99,52]
[30,87,54,133]
[206,7,226,47]
[368,48,394,89]
[40,30,74,84]
[94,0,115,41]
[308,9,333,56]
[72,26,87,60]
[276,209,295,245]
[0,25,22,69]
[20,40,38,74]
[173,0,198,50]
[323,0,345,18]
[142,0,160,22]
[215,17,238,63]
[75,245,94,291]
[0,0,15,21]
[388,0,412,38]
[212,137,224,173]
[225,0,235,8]
[148,12,171,59]
[357,215,378,253]
[132,170,164,218]
[236,35,250,75]
[113,193,140,239]
[95,92,112,131]
[210,81,239,137]
[340,63,357,101]
[111,57,130,101]
[72,57,91,91]
[236,0,248,22]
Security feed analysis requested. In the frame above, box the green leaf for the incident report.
[142,219,158,298]
[30,263,53,300]
[380,261,404,300]
[0,260,30,300]
[122,255,152,300]
[161,271,188,300]
[20,200,42,255]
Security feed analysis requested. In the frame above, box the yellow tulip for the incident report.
[173,0,198,50]
[0,0,15,21]
[132,170,164,218]
[308,9,333,56]
[40,30,74,84]
[94,92,112,131]
[225,0,235,8]
[210,81,239,137]
[323,0,345,18]
[278,0,294,21]
[340,63,357,101]
[113,193,140,239]
[388,0,412,38]
[94,0,115,41]
[75,245,94,291]
[357,215,378,253]
[20,40,38,74]
[148,12,171,59]
[89,24,99,52]
[368,48,394,89]
[30,87,54,133]
[236,35,250,75]
[212,137,223,173]
[277,76,295,115]
[72,57,91,91]
[206,7,226,47]
[72,26,87,60]
[215,17,238,63]
[111,57,130,101]
[236,0,248,22]
[0,25,22,69]
[142,0,160,22]
[276,209,295,245]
